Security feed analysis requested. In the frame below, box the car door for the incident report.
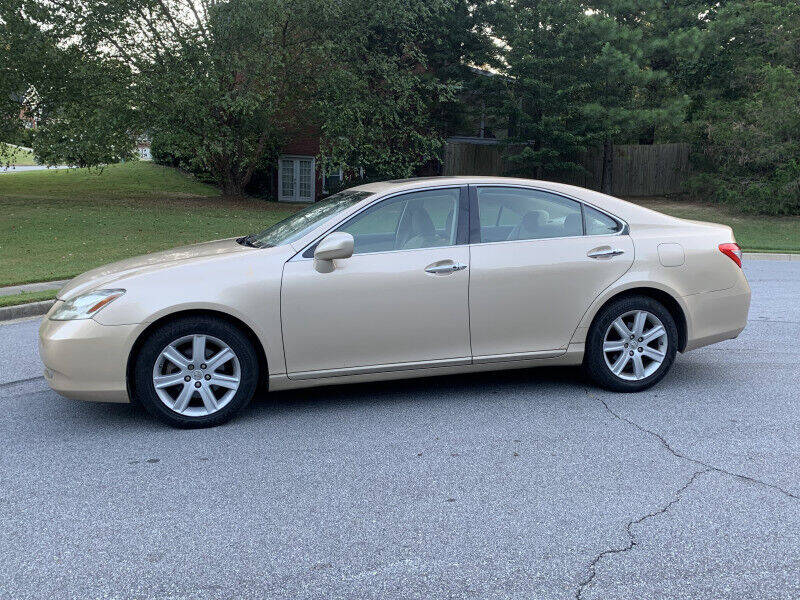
[468,185,634,359]
[281,186,471,378]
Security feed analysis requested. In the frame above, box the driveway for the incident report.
[1,260,798,599]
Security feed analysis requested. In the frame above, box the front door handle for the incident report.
[587,248,625,259]
[425,262,467,274]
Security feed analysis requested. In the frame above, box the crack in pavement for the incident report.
[587,390,799,501]
[574,389,799,599]
[0,375,44,389]
[575,468,712,600]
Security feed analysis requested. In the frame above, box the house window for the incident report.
[279,156,315,202]
[323,167,343,193]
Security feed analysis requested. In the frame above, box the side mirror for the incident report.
[314,232,354,273]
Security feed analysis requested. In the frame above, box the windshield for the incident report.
[244,190,372,248]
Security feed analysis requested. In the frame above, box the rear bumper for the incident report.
[39,312,135,403]
[683,272,751,352]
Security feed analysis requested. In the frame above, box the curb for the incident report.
[744,252,800,261]
[0,300,55,322]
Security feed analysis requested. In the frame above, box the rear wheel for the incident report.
[584,295,678,392]
[133,316,259,428]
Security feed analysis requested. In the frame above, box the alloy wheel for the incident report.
[602,310,668,381]
[152,334,241,416]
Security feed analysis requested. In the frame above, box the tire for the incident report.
[132,315,259,428]
[584,295,678,393]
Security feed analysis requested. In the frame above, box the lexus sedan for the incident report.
[39,177,751,427]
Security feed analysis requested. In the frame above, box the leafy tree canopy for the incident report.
[2,0,799,212]
[3,0,489,191]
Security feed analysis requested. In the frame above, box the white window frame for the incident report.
[278,155,316,203]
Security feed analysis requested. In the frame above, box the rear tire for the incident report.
[133,316,259,428]
[584,295,678,392]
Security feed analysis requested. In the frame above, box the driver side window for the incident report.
[337,188,461,255]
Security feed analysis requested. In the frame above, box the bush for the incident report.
[690,66,800,215]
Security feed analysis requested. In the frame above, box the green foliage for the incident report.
[690,65,800,214]
[678,1,800,214]
[316,0,487,179]
[487,0,682,181]
[1,143,36,165]
[3,0,799,213]
[4,0,488,193]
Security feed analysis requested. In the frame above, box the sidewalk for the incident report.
[0,280,69,298]
[745,252,800,261]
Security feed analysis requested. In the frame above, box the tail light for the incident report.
[719,243,743,268]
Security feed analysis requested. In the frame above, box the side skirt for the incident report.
[268,344,584,392]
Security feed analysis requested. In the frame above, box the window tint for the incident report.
[337,188,461,254]
[584,206,622,235]
[475,187,584,242]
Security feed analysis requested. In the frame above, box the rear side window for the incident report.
[475,187,584,242]
[584,206,622,235]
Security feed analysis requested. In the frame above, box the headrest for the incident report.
[521,210,547,230]
[563,213,582,236]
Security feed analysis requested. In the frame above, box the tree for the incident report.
[680,1,800,214]
[0,1,65,163]
[487,0,593,179]
[22,0,331,194]
[315,0,493,180]
[5,0,487,192]
[580,1,680,193]
[487,0,676,191]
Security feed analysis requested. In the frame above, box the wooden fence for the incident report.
[443,141,691,197]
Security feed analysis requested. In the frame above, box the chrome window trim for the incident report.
[470,183,629,245]
[289,184,467,262]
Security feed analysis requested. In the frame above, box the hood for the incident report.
[58,238,254,300]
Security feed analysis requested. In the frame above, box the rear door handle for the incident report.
[425,262,467,274]
[587,248,625,259]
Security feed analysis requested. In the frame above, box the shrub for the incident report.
[690,66,800,215]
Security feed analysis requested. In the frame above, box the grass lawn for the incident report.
[0,289,57,308]
[2,143,37,166]
[0,162,297,287]
[627,197,800,254]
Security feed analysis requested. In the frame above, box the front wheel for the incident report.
[584,296,678,392]
[133,316,259,428]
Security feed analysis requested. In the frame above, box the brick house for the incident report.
[275,131,342,203]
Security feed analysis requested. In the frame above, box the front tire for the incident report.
[133,316,259,428]
[584,295,678,392]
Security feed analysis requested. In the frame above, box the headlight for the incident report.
[50,289,126,321]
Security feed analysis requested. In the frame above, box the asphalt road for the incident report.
[1,259,798,600]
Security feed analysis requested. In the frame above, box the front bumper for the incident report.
[39,309,137,403]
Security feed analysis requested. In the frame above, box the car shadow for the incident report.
[244,365,588,419]
[56,357,724,431]
[39,365,583,432]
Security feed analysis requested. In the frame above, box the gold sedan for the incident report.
[39,177,751,427]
